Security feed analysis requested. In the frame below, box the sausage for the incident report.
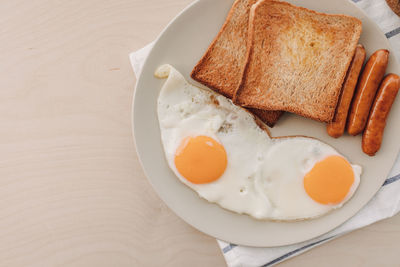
[362,74,400,156]
[327,45,366,138]
[347,49,389,136]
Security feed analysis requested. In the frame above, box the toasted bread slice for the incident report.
[234,0,362,122]
[191,0,282,127]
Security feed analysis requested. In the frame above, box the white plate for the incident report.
[133,0,400,247]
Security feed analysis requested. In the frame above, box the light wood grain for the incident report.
[0,0,399,266]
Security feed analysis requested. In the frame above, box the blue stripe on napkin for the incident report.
[386,27,400,39]
[222,174,400,256]
[222,3,400,257]
[382,173,400,186]
[222,244,237,253]
[261,236,335,267]
[351,0,400,40]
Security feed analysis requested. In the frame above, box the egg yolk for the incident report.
[304,156,354,205]
[175,136,227,184]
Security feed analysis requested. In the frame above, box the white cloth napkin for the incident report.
[130,0,400,266]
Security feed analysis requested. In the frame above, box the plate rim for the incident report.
[132,0,400,247]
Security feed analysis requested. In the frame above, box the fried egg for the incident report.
[155,64,361,221]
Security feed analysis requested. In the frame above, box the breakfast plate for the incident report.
[133,0,400,247]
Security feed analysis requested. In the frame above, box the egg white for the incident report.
[155,64,361,221]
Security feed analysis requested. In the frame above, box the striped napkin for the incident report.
[130,0,400,266]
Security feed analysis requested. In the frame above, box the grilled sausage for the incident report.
[327,45,366,138]
[362,74,400,156]
[347,49,389,136]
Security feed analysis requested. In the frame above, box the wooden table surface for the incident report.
[1,0,399,266]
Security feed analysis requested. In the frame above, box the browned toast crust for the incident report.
[234,0,362,122]
[191,0,282,127]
